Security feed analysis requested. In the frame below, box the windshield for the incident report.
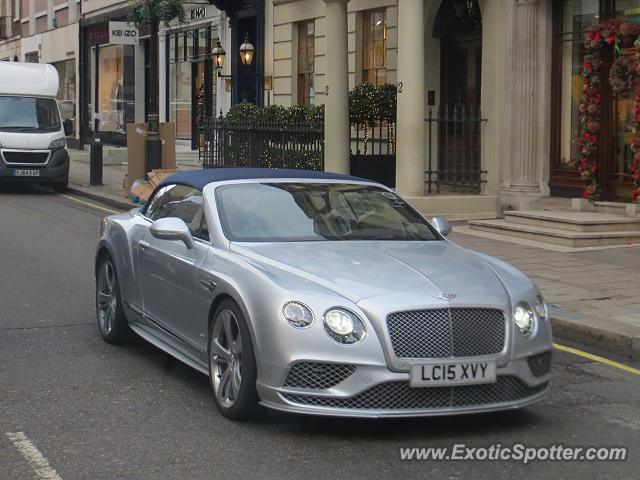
[0,96,61,132]
[216,182,441,242]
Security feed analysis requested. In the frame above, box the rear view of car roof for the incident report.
[158,168,371,191]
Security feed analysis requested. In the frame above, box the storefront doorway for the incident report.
[167,27,216,150]
[551,0,640,202]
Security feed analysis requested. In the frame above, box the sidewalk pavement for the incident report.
[66,152,640,360]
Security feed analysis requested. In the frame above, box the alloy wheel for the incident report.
[97,261,118,335]
[210,309,244,408]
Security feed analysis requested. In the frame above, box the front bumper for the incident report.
[0,148,69,185]
[256,353,551,418]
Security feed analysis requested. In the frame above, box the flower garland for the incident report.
[582,19,640,202]
[579,51,602,200]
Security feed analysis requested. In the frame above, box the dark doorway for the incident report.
[433,0,483,191]
[234,17,259,105]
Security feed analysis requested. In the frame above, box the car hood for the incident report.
[230,240,509,308]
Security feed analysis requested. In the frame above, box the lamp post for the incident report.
[146,16,162,173]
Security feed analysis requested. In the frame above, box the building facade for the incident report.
[1,0,80,141]
[267,0,640,218]
[0,0,21,61]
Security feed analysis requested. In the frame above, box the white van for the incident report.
[0,62,72,192]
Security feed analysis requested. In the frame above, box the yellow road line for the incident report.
[553,343,640,375]
[60,194,119,214]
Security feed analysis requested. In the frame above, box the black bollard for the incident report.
[90,142,103,185]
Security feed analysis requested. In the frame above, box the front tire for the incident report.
[96,256,131,344]
[208,300,260,420]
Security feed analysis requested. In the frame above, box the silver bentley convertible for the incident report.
[95,168,552,420]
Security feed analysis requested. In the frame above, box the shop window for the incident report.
[362,9,386,87]
[556,0,599,170]
[25,51,39,63]
[553,0,640,200]
[297,20,315,106]
[91,44,135,133]
[167,27,217,142]
[51,59,76,135]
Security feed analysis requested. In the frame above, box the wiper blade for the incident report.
[0,126,35,131]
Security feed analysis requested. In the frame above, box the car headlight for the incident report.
[49,138,66,149]
[534,295,548,321]
[282,301,314,328]
[513,302,538,338]
[323,308,366,344]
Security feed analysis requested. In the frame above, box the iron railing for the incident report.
[349,121,396,187]
[425,106,487,194]
[200,116,324,170]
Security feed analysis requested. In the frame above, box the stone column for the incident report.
[47,0,54,30]
[323,0,350,174]
[29,0,35,37]
[68,0,77,24]
[500,0,552,209]
[395,0,425,197]
[511,0,538,188]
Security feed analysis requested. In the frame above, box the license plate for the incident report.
[410,360,496,387]
[14,169,40,177]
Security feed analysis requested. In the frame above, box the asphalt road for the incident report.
[1,186,639,480]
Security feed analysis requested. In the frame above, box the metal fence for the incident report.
[425,106,487,194]
[199,116,324,171]
[349,121,396,187]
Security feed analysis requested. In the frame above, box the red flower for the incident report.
[583,190,589,198]
[592,165,597,172]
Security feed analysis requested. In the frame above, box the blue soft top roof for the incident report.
[158,168,371,191]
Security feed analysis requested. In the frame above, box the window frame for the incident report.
[297,19,315,106]
[361,8,387,87]
[141,183,210,242]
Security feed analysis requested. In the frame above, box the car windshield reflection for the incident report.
[216,182,440,242]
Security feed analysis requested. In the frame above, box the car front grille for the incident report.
[386,308,506,358]
[527,351,552,377]
[284,362,356,389]
[2,151,50,164]
[282,376,548,410]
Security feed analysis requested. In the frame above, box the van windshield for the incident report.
[0,96,61,133]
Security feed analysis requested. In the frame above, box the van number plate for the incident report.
[14,169,40,177]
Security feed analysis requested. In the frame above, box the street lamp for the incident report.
[212,40,226,69]
[213,33,255,77]
[239,33,254,66]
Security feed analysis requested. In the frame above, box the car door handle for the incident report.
[200,279,217,291]
[138,240,149,251]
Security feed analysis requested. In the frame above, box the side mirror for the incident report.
[431,217,452,237]
[63,119,73,136]
[150,217,194,249]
